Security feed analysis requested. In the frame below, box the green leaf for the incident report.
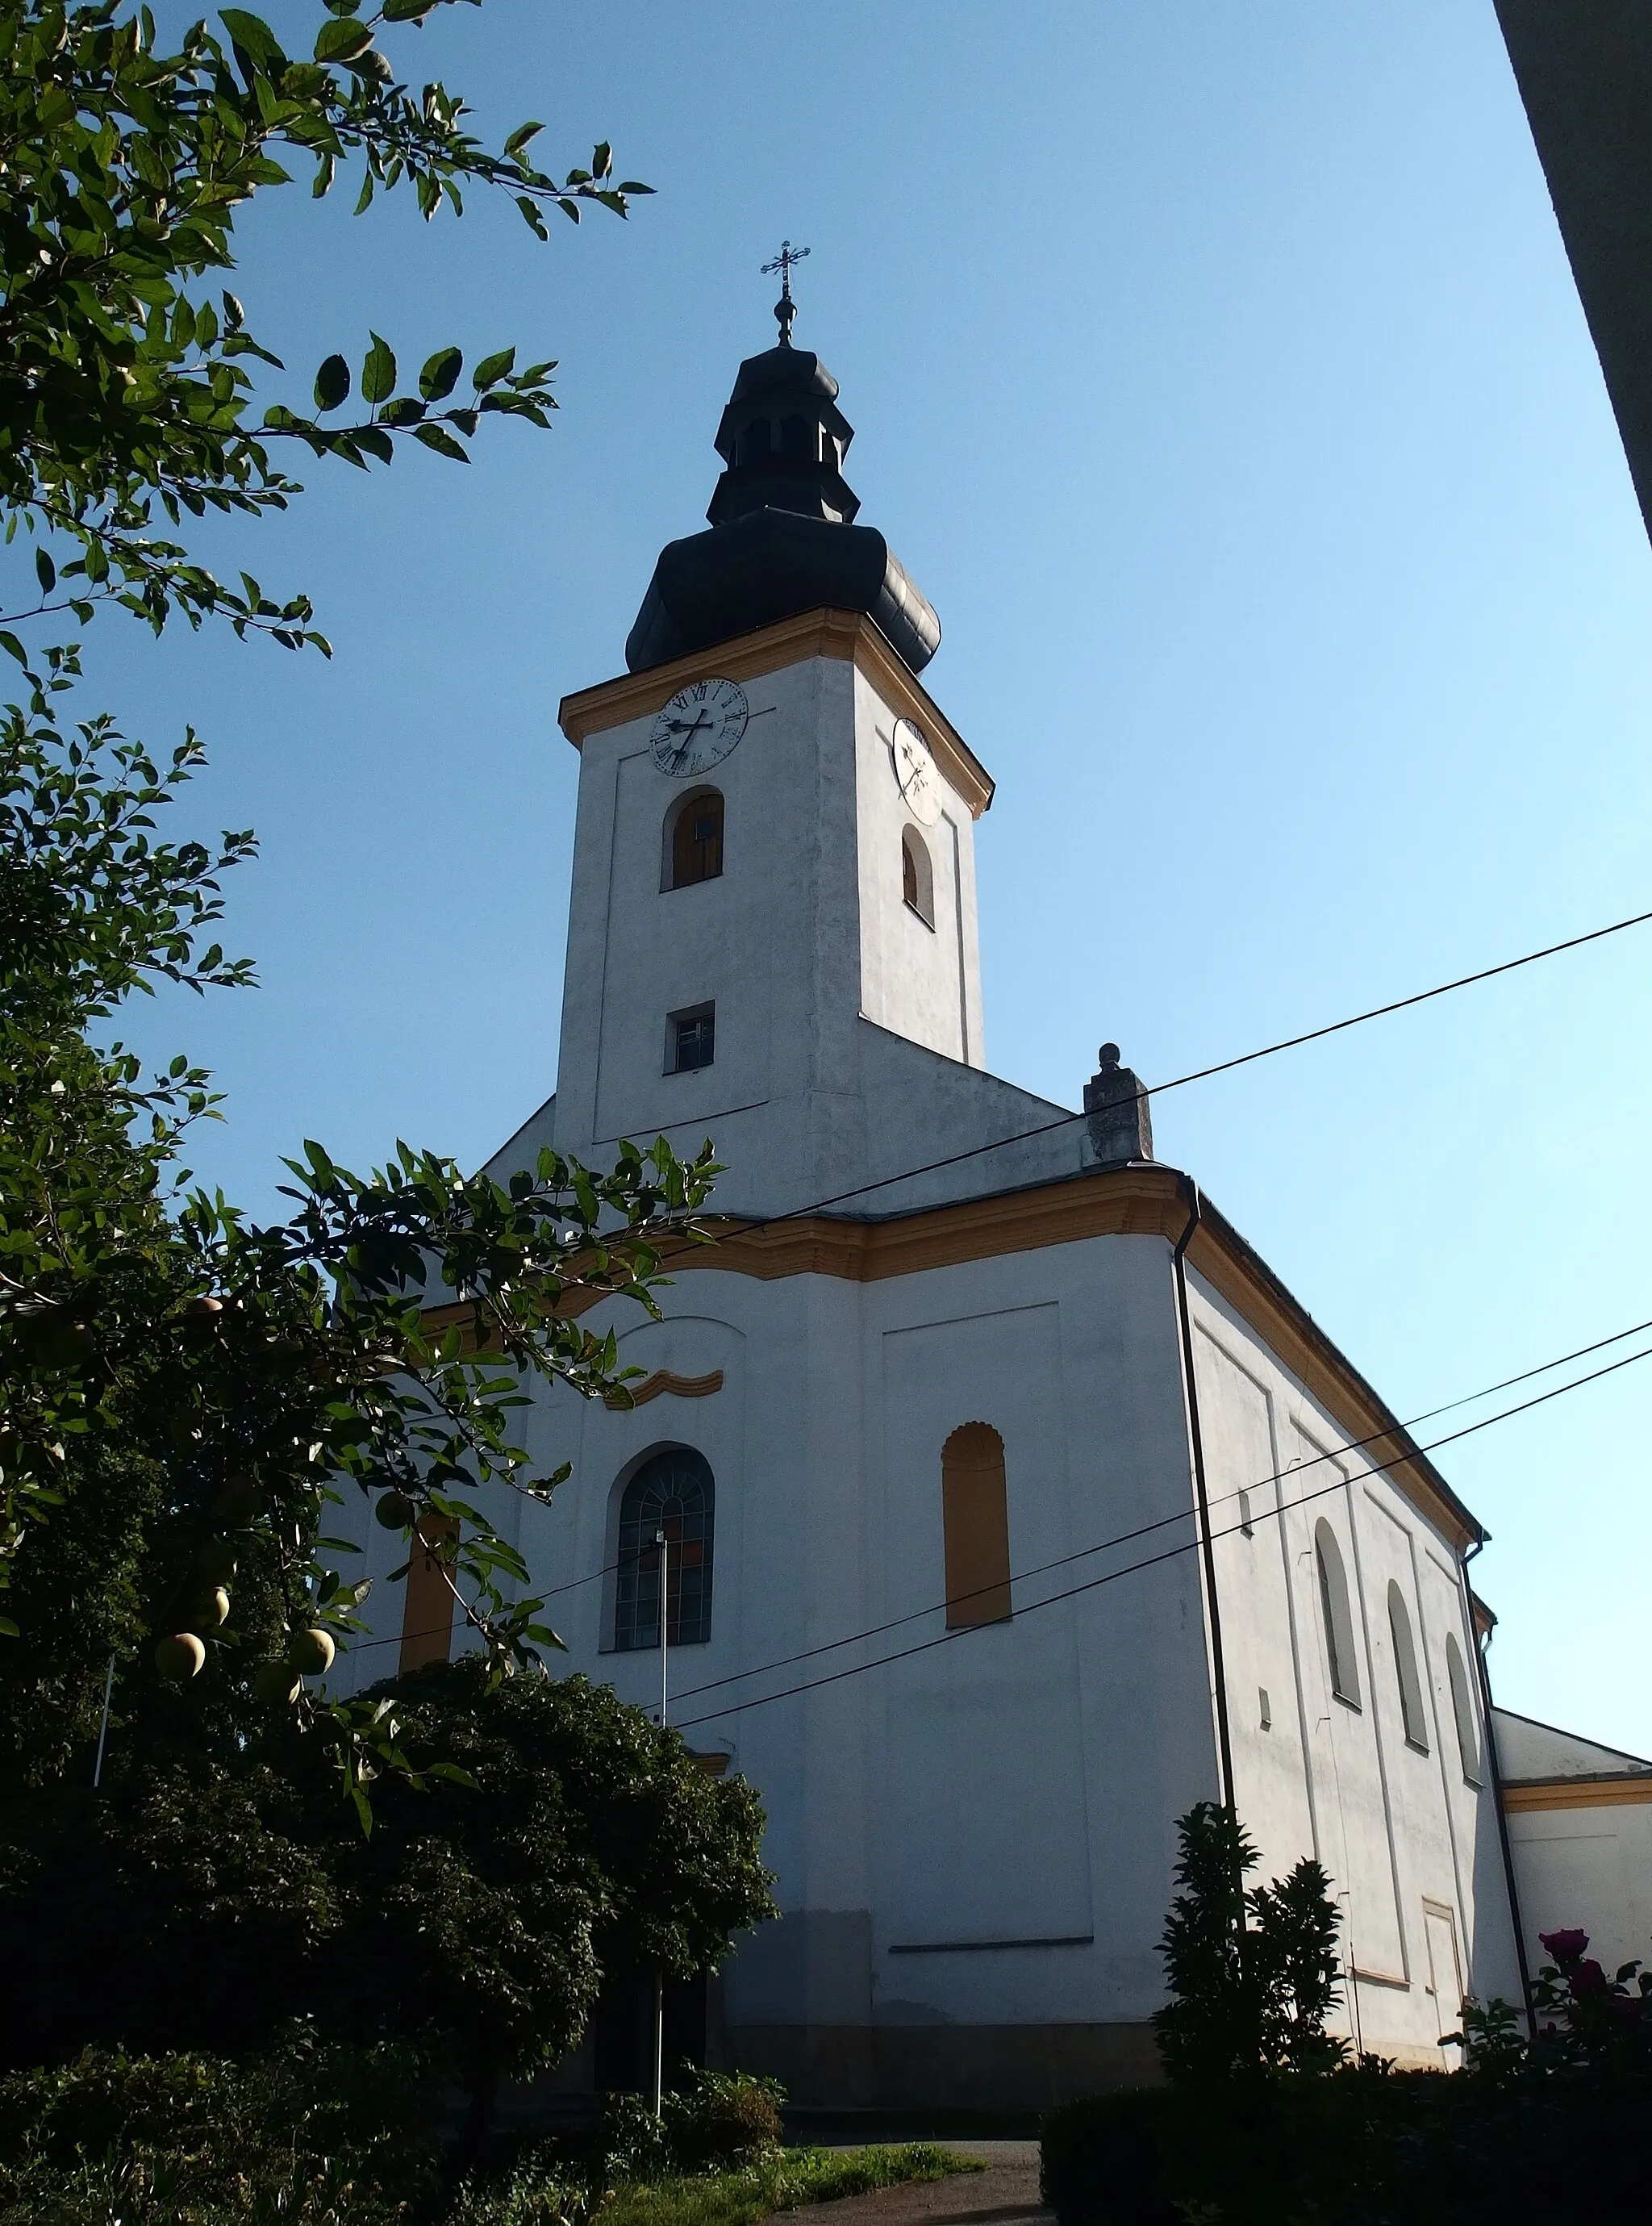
[322,0,362,13]
[219,10,289,70]
[419,345,462,401]
[504,120,544,159]
[382,0,438,18]
[414,424,470,462]
[471,346,515,392]
[0,633,25,667]
[313,353,351,412]
[315,16,373,62]
[361,333,396,405]
[35,549,55,595]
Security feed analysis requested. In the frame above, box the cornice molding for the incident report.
[658,1163,1479,1551]
[556,607,995,820]
[1503,1775,1652,1812]
[603,1366,724,1411]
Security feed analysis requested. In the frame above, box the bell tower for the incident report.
[500,281,1076,1218]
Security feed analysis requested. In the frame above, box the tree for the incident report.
[1153,1802,1346,2084]
[0,0,707,1810]
[0,1663,777,2154]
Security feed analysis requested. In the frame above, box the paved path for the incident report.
[780,2143,1049,2226]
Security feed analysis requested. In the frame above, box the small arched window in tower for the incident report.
[1314,1518,1361,1707]
[779,412,814,457]
[1446,1632,1483,1785]
[942,1423,1012,1627]
[901,825,934,928]
[1387,1580,1429,1751]
[668,788,724,890]
[736,417,770,466]
[614,1447,715,1650]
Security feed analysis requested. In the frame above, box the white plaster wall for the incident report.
[1508,1804,1652,1986]
[1184,1272,1523,2062]
[852,664,982,1067]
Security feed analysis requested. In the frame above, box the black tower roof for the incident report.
[624,315,941,677]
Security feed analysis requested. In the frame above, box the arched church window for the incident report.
[736,417,770,465]
[942,1423,1011,1627]
[901,825,934,928]
[614,1447,715,1651]
[1387,1581,1429,1751]
[779,412,813,457]
[1446,1632,1483,1785]
[668,789,724,889]
[1314,1518,1361,1707]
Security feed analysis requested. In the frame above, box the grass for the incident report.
[596,2144,985,2226]
[0,2132,983,2226]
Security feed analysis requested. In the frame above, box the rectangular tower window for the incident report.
[667,1003,715,1073]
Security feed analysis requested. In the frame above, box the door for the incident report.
[1422,1899,1464,2049]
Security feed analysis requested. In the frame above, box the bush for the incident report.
[1040,2059,1652,2226]
[594,2069,784,2185]
[1040,2090,1180,2226]
[668,2069,784,2170]
[0,2033,440,2224]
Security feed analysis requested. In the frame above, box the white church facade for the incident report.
[341,305,1646,2107]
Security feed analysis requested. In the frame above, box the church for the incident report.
[342,271,1648,2107]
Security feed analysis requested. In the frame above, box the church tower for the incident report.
[494,291,1080,1220]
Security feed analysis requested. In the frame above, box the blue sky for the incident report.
[37,2,1652,1753]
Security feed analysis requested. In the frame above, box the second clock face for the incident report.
[891,716,942,825]
[650,677,749,778]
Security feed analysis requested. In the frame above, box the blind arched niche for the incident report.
[942,1422,1012,1628]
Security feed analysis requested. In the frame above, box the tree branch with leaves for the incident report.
[0,0,649,649]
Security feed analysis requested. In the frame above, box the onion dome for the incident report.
[625,288,940,675]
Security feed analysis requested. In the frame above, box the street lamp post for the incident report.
[651,1526,670,2119]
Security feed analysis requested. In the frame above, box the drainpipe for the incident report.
[1464,1538,1537,2040]
[1172,1178,1236,1814]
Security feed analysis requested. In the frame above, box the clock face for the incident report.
[890,716,942,826]
[650,677,749,778]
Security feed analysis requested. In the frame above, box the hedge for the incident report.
[1039,2060,1652,2226]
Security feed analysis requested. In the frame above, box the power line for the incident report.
[664,1335,1652,1734]
[656,1309,1652,1709]
[666,900,1652,1230]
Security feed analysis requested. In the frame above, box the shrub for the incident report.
[1040,2059,1652,2226]
[668,2069,784,2170]
[595,2069,785,2185]
[0,2033,439,2223]
[1039,2090,1180,2226]
[1153,1802,1345,2084]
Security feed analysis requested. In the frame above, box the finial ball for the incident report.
[1099,1042,1120,1069]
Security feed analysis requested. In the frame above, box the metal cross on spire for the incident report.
[761,239,810,346]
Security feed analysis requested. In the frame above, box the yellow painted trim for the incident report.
[1503,1775,1652,1811]
[555,608,995,821]
[603,1367,724,1410]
